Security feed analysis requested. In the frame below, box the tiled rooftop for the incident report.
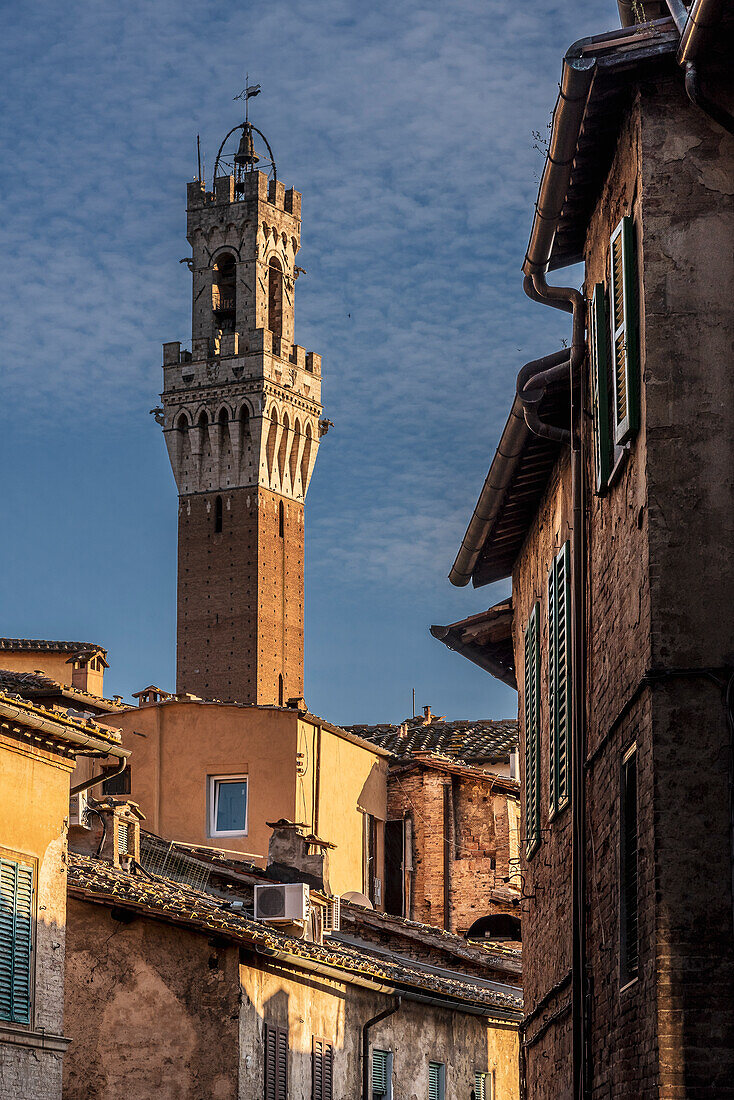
[0,638,104,654]
[0,691,122,748]
[344,717,518,764]
[0,669,124,711]
[67,853,521,1017]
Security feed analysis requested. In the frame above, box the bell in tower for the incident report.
[159,107,324,707]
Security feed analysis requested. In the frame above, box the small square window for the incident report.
[208,775,248,837]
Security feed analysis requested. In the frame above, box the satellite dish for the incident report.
[341,891,374,910]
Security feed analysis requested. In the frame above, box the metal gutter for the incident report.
[0,696,124,759]
[449,396,530,587]
[362,999,402,1100]
[677,0,734,136]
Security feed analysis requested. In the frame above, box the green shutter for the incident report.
[372,1049,389,1097]
[0,859,34,1025]
[549,543,572,817]
[474,1073,487,1100]
[524,603,541,856]
[609,216,639,446]
[428,1062,444,1100]
[589,283,612,493]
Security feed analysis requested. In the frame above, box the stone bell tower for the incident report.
[158,119,323,705]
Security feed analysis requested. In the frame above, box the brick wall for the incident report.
[176,486,303,704]
[515,75,734,1099]
[387,766,520,934]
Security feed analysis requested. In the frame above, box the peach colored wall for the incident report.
[0,652,73,686]
[95,704,389,896]
[103,702,298,860]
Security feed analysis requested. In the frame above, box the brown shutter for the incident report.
[265,1024,288,1100]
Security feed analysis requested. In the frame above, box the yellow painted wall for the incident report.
[0,735,73,1040]
[305,721,387,898]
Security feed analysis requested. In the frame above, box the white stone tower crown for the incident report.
[160,168,323,504]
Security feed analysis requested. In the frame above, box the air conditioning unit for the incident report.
[323,895,340,935]
[254,883,310,924]
[69,790,89,828]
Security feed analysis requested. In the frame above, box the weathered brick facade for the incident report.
[511,79,734,1099]
[387,761,520,934]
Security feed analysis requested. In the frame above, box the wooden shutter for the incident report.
[523,603,541,856]
[312,1037,333,1100]
[474,1073,486,1100]
[265,1024,288,1100]
[372,1049,389,1097]
[428,1061,443,1100]
[548,542,571,817]
[610,216,639,445]
[0,858,33,1025]
[589,283,612,493]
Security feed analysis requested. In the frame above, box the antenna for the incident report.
[196,134,202,184]
[412,688,416,718]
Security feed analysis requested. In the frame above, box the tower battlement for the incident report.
[186,172,301,217]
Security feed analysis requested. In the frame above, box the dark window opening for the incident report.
[384,819,404,917]
[278,500,284,538]
[213,253,236,334]
[103,764,131,797]
[214,495,223,533]
[620,746,639,986]
[278,674,284,707]
[268,256,283,339]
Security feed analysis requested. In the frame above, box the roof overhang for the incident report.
[431,598,517,688]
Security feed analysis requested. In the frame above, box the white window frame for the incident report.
[208,774,248,838]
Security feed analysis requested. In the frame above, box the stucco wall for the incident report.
[104,701,297,859]
[239,958,520,1100]
[0,736,73,1100]
[63,898,241,1099]
[63,895,519,1100]
[311,722,387,897]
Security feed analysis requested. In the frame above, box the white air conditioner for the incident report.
[323,895,340,935]
[69,790,89,828]
[254,883,310,924]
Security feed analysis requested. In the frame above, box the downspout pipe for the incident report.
[521,38,591,1100]
[362,997,402,1100]
[676,0,734,137]
[0,697,129,797]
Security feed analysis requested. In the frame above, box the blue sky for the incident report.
[0,0,609,725]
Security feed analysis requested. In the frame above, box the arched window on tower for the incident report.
[213,253,237,334]
[278,500,284,538]
[214,495,223,533]
[267,256,283,339]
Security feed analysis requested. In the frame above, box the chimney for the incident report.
[423,705,432,724]
[68,797,144,869]
[266,819,333,893]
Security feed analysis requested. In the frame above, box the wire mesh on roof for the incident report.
[140,833,212,893]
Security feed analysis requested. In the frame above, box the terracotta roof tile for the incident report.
[343,718,518,764]
[67,854,521,1017]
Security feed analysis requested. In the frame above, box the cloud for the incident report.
[0,0,610,719]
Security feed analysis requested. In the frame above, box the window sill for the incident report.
[607,442,631,491]
[0,1022,72,1052]
[548,798,571,824]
